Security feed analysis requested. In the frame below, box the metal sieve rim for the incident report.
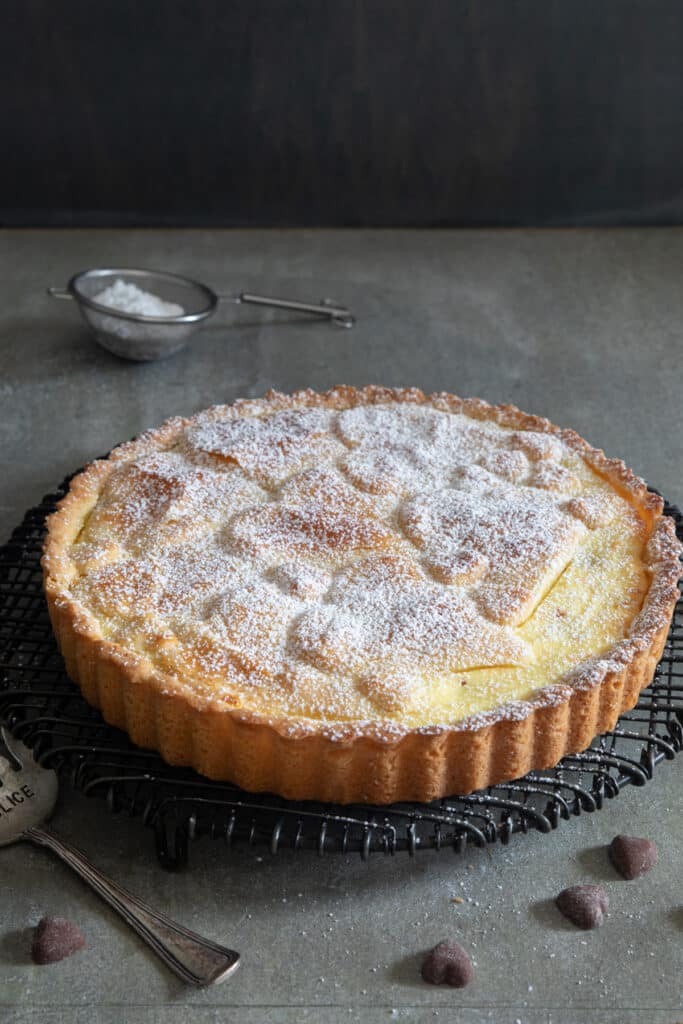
[68,267,218,324]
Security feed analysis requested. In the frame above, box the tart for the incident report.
[42,387,682,803]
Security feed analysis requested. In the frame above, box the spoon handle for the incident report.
[24,825,240,986]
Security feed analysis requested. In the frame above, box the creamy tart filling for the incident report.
[42,388,681,801]
[60,401,650,728]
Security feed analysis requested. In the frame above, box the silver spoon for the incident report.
[0,726,240,986]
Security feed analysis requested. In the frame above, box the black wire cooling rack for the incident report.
[1,476,681,869]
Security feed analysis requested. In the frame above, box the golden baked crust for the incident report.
[42,387,682,803]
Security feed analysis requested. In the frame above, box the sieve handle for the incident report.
[219,292,355,328]
[47,287,73,300]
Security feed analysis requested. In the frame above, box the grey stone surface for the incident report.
[0,228,682,1024]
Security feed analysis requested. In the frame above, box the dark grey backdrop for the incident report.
[4,1,683,227]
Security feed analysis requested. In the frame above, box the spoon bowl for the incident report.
[0,732,58,845]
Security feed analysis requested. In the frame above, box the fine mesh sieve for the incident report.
[48,267,355,362]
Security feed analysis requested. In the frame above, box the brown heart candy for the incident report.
[555,884,608,930]
[609,834,658,880]
[31,916,86,965]
[421,940,474,987]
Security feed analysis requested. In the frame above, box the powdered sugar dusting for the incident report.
[67,399,648,726]
[186,407,344,488]
[400,477,585,625]
[292,552,532,702]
